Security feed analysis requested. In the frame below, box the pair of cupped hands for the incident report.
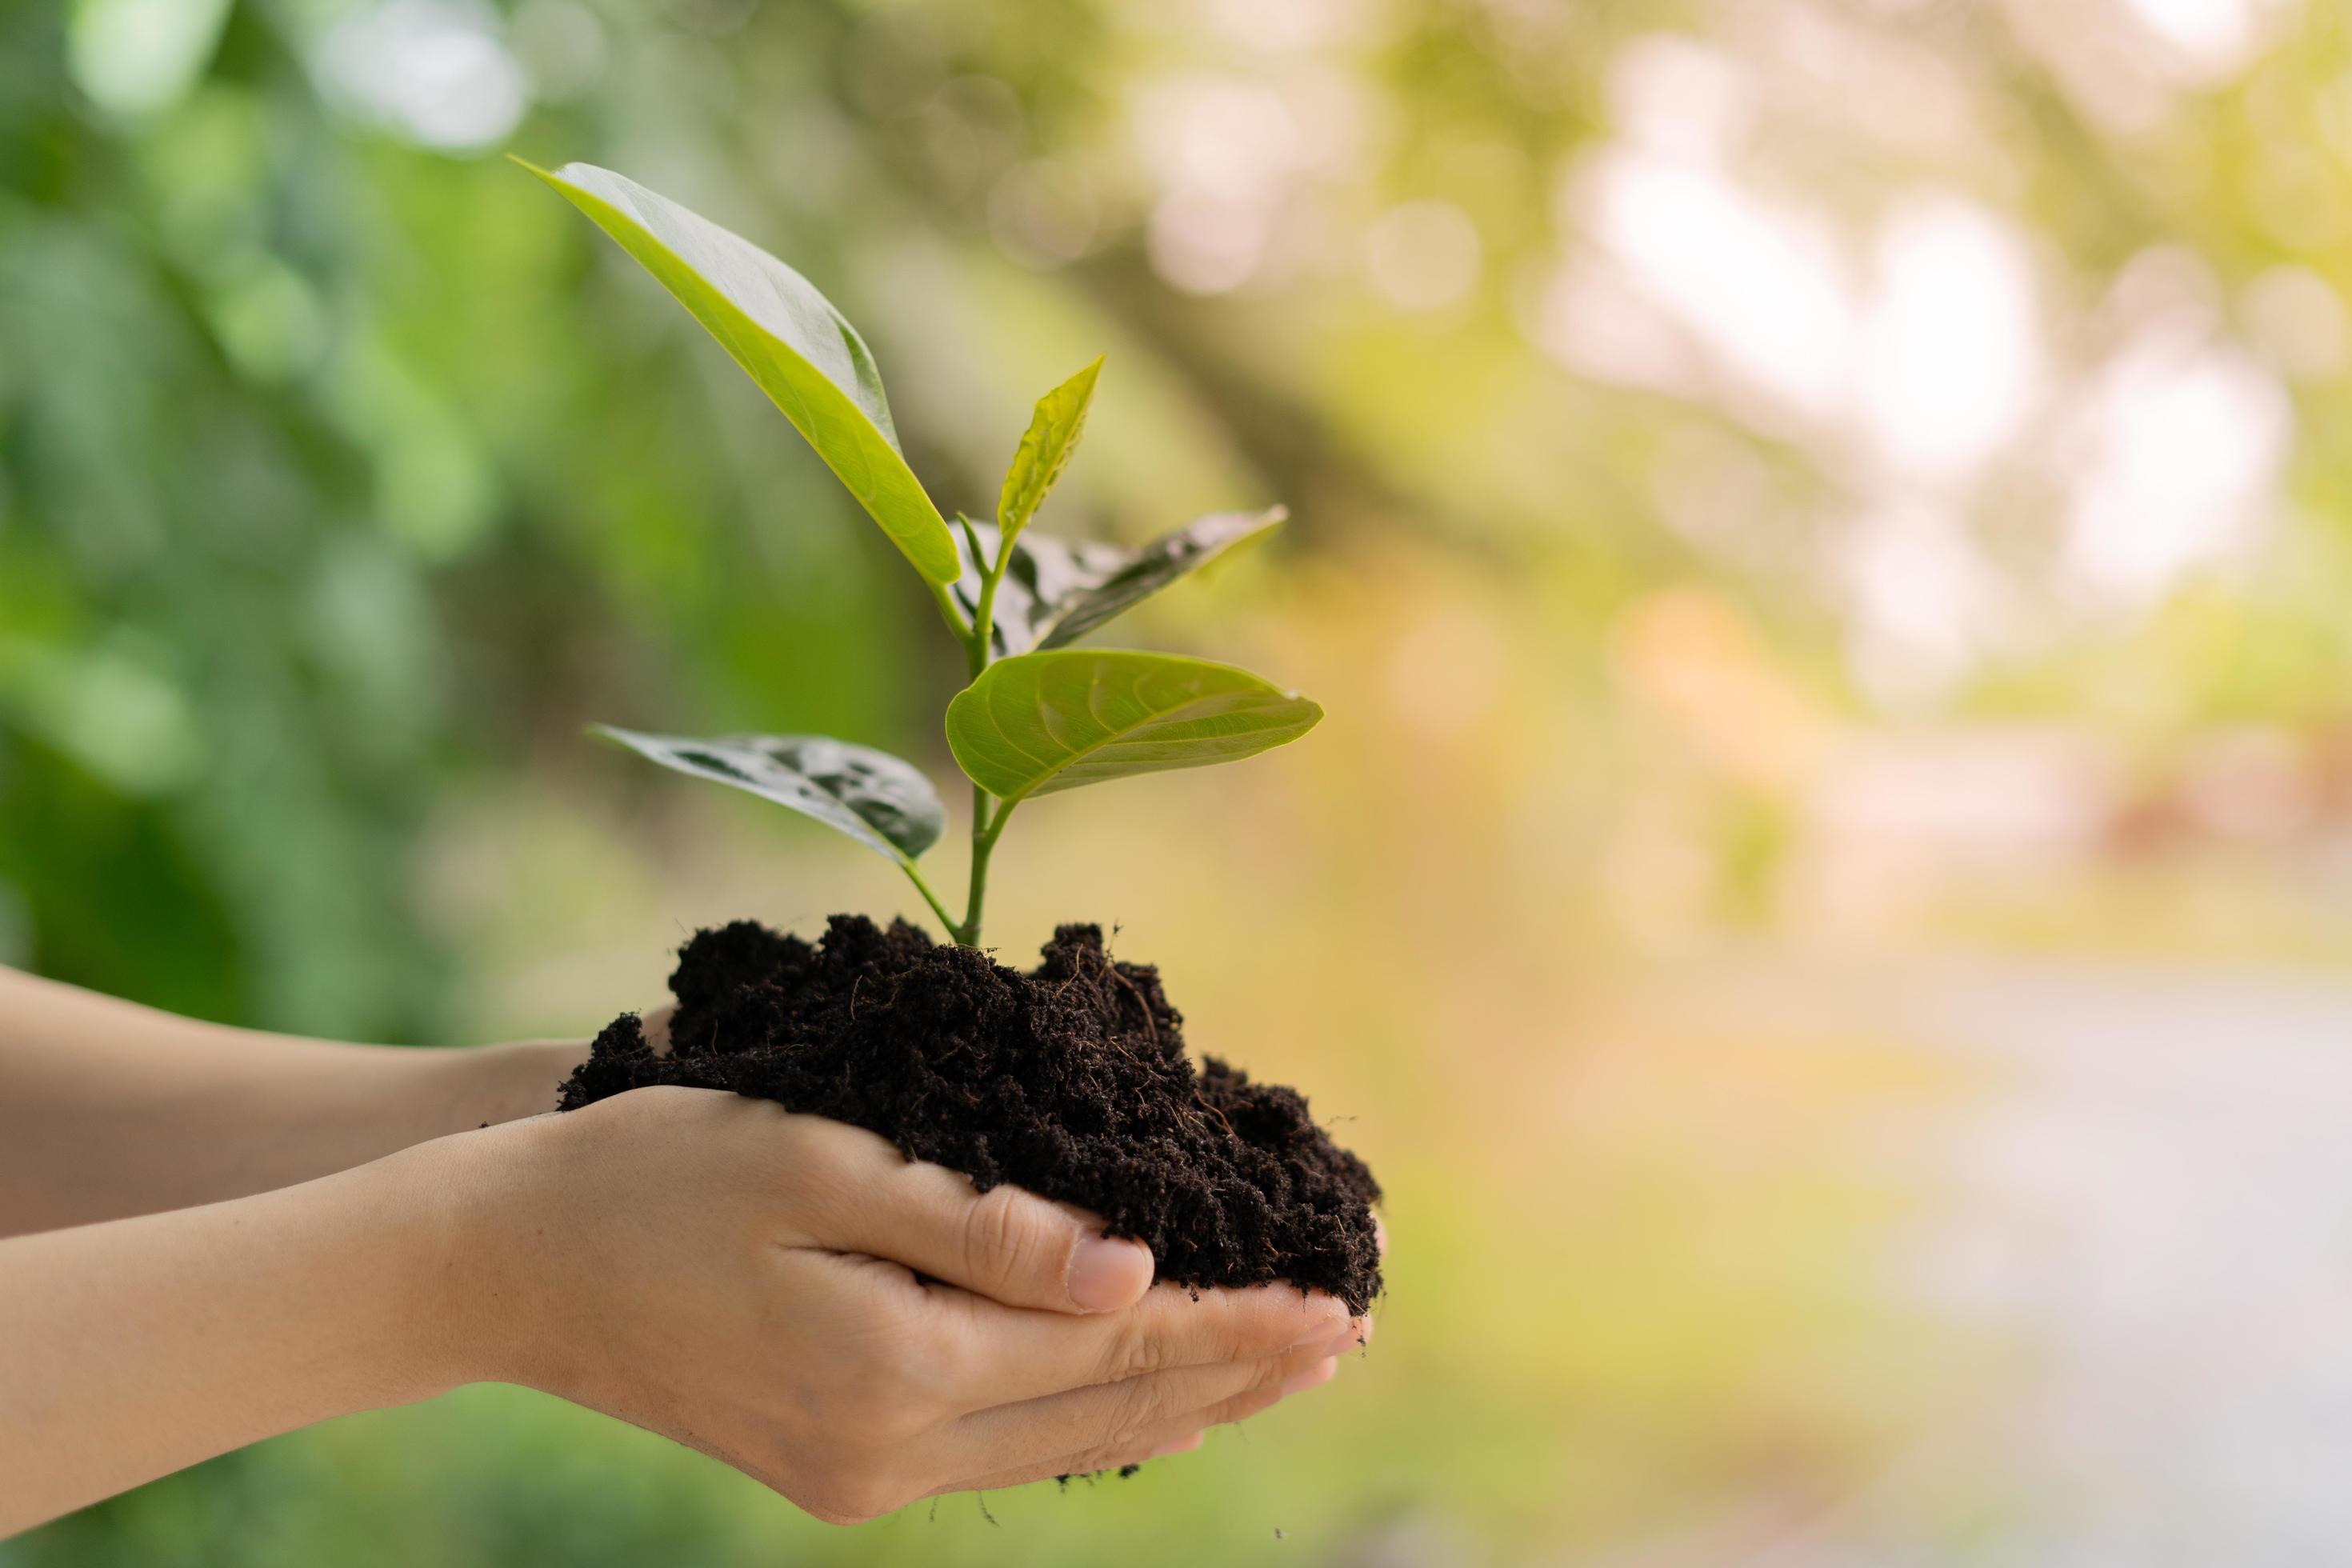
[452,1010,1374,1524]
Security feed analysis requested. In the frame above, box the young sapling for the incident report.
[520,160,1318,948]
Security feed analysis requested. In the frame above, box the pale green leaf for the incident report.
[1038,506,1282,649]
[522,160,960,585]
[950,508,1286,657]
[945,650,1321,802]
[594,726,945,861]
[995,356,1102,546]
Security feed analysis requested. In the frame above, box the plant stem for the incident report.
[944,525,1026,946]
[967,532,1012,679]
[897,858,960,938]
[954,794,1018,946]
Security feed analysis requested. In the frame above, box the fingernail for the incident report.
[1289,1315,1346,1350]
[1146,1432,1205,1459]
[1278,1357,1338,1397]
[1068,1235,1151,1312]
[1295,1310,1370,1356]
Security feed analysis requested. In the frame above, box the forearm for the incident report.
[0,966,583,1235]
[0,1140,471,1534]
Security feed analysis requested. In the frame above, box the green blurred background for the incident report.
[10,0,2352,1561]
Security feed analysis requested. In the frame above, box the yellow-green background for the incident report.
[8,0,2352,1561]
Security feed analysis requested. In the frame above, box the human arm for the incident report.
[0,1085,1369,1534]
[0,964,593,1237]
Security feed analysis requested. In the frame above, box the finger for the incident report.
[927,1431,1174,1499]
[930,1438,1168,1499]
[932,1278,1358,1410]
[950,1338,1336,1474]
[926,1367,1313,1498]
[796,1116,1153,1314]
[931,1399,1244,1497]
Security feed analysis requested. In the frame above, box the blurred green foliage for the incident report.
[0,2,944,1034]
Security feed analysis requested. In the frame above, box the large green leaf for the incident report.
[995,356,1101,546]
[945,650,1321,802]
[594,726,945,862]
[950,507,1286,658]
[522,160,961,585]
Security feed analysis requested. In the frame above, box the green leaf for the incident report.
[996,356,1102,546]
[521,159,961,586]
[594,726,946,862]
[1038,506,1283,649]
[950,507,1286,658]
[945,650,1321,802]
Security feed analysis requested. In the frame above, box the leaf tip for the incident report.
[1061,355,1105,407]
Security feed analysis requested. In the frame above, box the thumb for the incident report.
[808,1121,1154,1313]
[942,1183,1157,1314]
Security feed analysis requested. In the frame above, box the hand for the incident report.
[436,1085,1369,1522]
[439,1006,669,1132]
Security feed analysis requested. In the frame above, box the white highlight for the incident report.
[314,0,528,154]
[67,0,231,117]
[2063,322,2291,605]
[1858,198,2042,482]
[1578,150,1853,421]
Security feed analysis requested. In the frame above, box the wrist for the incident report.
[395,1111,581,1395]
[413,1039,586,1138]
[339,1124,516,1397]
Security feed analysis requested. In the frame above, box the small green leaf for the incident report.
[1039,506,1282,649]
[954,511,990,574]
[522,159,960,586]
[945,650,1321,802]
[996,356,1102,546]
[594,726,946,862]
[950,507,1286,658]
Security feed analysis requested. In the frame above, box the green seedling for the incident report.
[523,160,1320,947]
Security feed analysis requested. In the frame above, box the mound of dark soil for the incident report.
[557,915,1383,1313]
